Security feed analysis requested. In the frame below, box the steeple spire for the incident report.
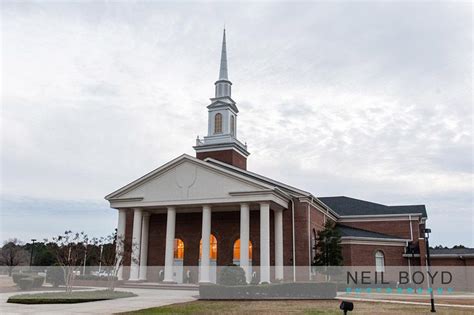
[218,29,228,80]
[194,28,249,170]
[215,29,232,98]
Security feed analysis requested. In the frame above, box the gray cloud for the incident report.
[1,1,472,246]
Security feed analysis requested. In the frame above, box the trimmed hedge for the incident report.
[75,275,118,281]
[12,273,31,284]
[199,282,337,299]
[13,273,45,290]
[18,278,34,291]
[7,290,137,304]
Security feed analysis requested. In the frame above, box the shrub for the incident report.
[46,267,65,287]
[12,273,30,284]
[217,265,246,286]
[31,276,45,288]
[199,282,338,299]
[18,278,34,291]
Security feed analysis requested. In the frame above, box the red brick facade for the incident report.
[196,149,247,170]
[121,201,430,281]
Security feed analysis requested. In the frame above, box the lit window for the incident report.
[200,234,217,260]
[233,239,253,260]
[214,113,222,134]
[230,115,235,136]
[174,239,184,259]
[375,250,385,272]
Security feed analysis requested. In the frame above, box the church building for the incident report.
[105,30,429,284]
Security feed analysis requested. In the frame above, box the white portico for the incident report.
[106,154,287,283]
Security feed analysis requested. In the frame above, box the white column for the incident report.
[139,212,150,281]
[129,208,143,281]
[274,209,284,280]
[240,203,250,283]
[260,202,270,283]
[200,205,212,283]
[163,207,176,283]
[115,208,127,280]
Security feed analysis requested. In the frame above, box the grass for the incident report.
[7,289,137,304]
[118,300,473,315]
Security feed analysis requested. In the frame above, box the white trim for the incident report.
[110,192,289,209]
[409,214,413,241]
[298,197,339,221]
[339,214,423,222]
[341,236,410,242]
[403,253,474,258]
[205,158,311,197]
[341,239,407,247]
[307,203,311,279]
[195,145,249,157]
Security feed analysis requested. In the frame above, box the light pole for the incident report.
[29,239,37,270]
[424,228,436,313]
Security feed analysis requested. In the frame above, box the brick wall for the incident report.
[196,149,247,170]
[341,243,407,266]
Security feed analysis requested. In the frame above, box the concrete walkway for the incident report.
[0,288,198,315]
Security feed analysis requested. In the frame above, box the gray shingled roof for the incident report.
[337,225,406,240]
[207,159,428,218]
[430,248,474,256]
[318,196,427,218]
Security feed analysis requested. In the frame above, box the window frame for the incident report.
[214,113,223,134]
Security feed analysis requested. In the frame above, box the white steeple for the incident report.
[215,29,232,98]
[194,29,249,167]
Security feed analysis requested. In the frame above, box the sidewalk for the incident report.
[0,288,197,314]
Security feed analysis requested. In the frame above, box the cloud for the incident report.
[1,1,472,247]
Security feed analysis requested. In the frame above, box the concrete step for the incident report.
[120,282,199,291]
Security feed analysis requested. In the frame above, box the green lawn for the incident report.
[118,300,472,315]
[8,289,137,304]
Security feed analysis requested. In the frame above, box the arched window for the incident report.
[174,238,184,259]
[214,113,222,134]
[233,239,252,260]
[375,250,385,272]
[230,115,235,136]
[200,234,217,260]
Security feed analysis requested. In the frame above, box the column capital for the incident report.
[240,203,249,207]
[132,207,143,212]
[259,201,270,207]
[167,206,176,211]
[202,204,212,210]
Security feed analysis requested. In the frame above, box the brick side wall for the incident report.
[341,244,407,266]
[196,149,247,170]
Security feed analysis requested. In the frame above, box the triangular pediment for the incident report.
[105,155,271,203]
[207,97,238,113]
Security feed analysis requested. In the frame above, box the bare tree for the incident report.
[93,231,136,291]
[0,239,29,276]
[48,231,88,293]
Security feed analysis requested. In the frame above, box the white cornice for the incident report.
[341,238,408,246]
[338,213,423,221]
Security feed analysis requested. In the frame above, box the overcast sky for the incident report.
[1,1,472,247]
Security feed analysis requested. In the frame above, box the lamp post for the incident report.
[424,228,436,313]
[29,239,37,270]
